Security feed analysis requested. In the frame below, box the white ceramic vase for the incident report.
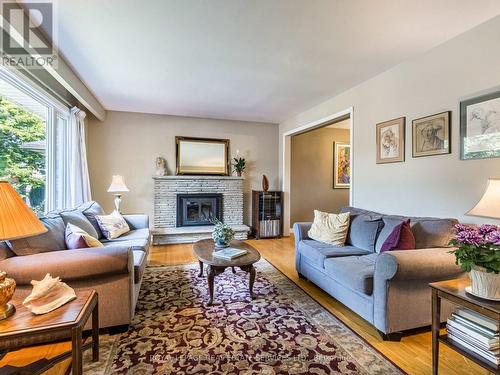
[469,266,500,299]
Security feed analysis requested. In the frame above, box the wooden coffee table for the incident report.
[0,290,98,375]
[193,239,261,305]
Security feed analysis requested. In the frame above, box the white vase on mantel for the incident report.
[469,266,500,299]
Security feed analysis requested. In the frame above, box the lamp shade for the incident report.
[0,181,47,240]
[467,178,500,219]
[107,175,129,193]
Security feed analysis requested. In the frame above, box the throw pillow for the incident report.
[380,220,416,252]
[96,211,130,240]
[65,223,103,249]
[307,210,350,246]
[60,210,100,239]
[78,201,106,239]
[346,213,383,252]
[9,215,67,256]
[375,217,407,253]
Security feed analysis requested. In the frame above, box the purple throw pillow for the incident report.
[380,221,404,252]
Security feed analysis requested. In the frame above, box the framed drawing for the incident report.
[175,136,230,175]
[376,117,405,164]
[333,142,350,189]
[412,111,451,157]
[460,91,500,160]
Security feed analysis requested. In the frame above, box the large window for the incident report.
[0,68,70,213]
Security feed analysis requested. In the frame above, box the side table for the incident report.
[0,290,98,375]
[430,278,500,375]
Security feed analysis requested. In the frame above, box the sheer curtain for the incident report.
[68,107,92,206]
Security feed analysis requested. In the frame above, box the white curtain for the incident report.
[68,107,92,206]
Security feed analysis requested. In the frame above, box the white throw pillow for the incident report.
[96,211,130,240]
[307,210,350,246]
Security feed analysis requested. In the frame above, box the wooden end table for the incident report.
[193,239,261,305]
[0,290,99,375]
[430,278,500,375]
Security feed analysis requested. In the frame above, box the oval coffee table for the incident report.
[193,239,261,305]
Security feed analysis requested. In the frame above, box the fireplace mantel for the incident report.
[152,175,249,244]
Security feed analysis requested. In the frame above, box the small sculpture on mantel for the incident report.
[155,157,167,176]
[262,174,269,192]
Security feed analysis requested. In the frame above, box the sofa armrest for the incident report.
[375,247,463,282]
[293,222,312,274]
[123,214,149,230]
[0,246,132,286]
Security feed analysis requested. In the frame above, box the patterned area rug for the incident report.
[83,260,404,374]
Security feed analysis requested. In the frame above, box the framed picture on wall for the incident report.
[175,136,230,175]
[376,117,405,164]
[333,142,350,189]
[412,111,451,158]
[460,90,500,160]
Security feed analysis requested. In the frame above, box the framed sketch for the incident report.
[376,117,405,164]
[460,91,500,160]
[333,142,350,189]
[175,136,230,175]
[412,111,451,157]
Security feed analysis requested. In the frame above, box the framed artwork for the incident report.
[412,111,451,158]
[376,117,405,164]
[333,142,350,189]
[175,136,230,175]
[460,91,500,160]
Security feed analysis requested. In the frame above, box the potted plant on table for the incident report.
[211,218,235,249]
[450,224,500,300]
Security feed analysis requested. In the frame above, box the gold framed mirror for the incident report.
[175,136,230,176]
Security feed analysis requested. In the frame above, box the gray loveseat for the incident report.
[294,206,464,340]
[0,201,150,329]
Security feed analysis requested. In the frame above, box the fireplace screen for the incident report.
[177,194,222,227]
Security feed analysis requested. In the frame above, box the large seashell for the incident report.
[23,274,76,315]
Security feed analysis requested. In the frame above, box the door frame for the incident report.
[282,106,354,235]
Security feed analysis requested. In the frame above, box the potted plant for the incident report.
[211,218,235,248]
[449,224,500,299]
[232,156,246,177]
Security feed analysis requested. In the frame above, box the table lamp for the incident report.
[0,181,47,319]
[467,178,500,219]
[107,175,129,213]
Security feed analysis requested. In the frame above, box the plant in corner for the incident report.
[232,157,246,177]
[449,224,500,299]
[211,218,235,248]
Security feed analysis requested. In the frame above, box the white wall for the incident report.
[280,16,500,225]
[87,111,279,225]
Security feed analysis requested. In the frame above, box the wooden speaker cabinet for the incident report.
[252,190,283,239]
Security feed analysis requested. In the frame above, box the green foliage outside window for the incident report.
[0,96,46,214]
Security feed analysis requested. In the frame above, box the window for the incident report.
[0,67,70,213]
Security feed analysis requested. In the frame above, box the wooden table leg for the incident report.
[431,288,441,375]
[92,298,99,362]
[249,265,256,299]
[71,326,83,375]
[207,266,215,305]
[198,261,204,277]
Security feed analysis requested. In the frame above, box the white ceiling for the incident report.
[53,1,500,123]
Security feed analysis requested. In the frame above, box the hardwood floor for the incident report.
[1,237,486,374]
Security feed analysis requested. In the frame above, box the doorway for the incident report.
[282,107,353,235]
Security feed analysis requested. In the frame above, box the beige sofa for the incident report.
[0,201,150,329]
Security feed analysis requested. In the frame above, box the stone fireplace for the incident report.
[152,176,249,244]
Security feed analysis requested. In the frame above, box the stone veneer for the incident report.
[152,176,250,244]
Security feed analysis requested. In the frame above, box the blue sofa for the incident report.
[294,206,464,340]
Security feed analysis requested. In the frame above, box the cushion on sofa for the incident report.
[60,210,99,239]
[133,250,147,284]
[376,217,407,252]
[298,239,370,268]
[102,239,148,253]
[410,218,458,249]
[65,223,103,249]
[0,246,130,285]
[346,213,383,252]
[308,210,350,246]
[324,253,377,295]
[0,241,15,260]
[78,201,106,239]
[104,228,150,242]
[9,216,66,256]
[96,211,130,240]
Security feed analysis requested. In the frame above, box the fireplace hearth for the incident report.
[177,193,222,227]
